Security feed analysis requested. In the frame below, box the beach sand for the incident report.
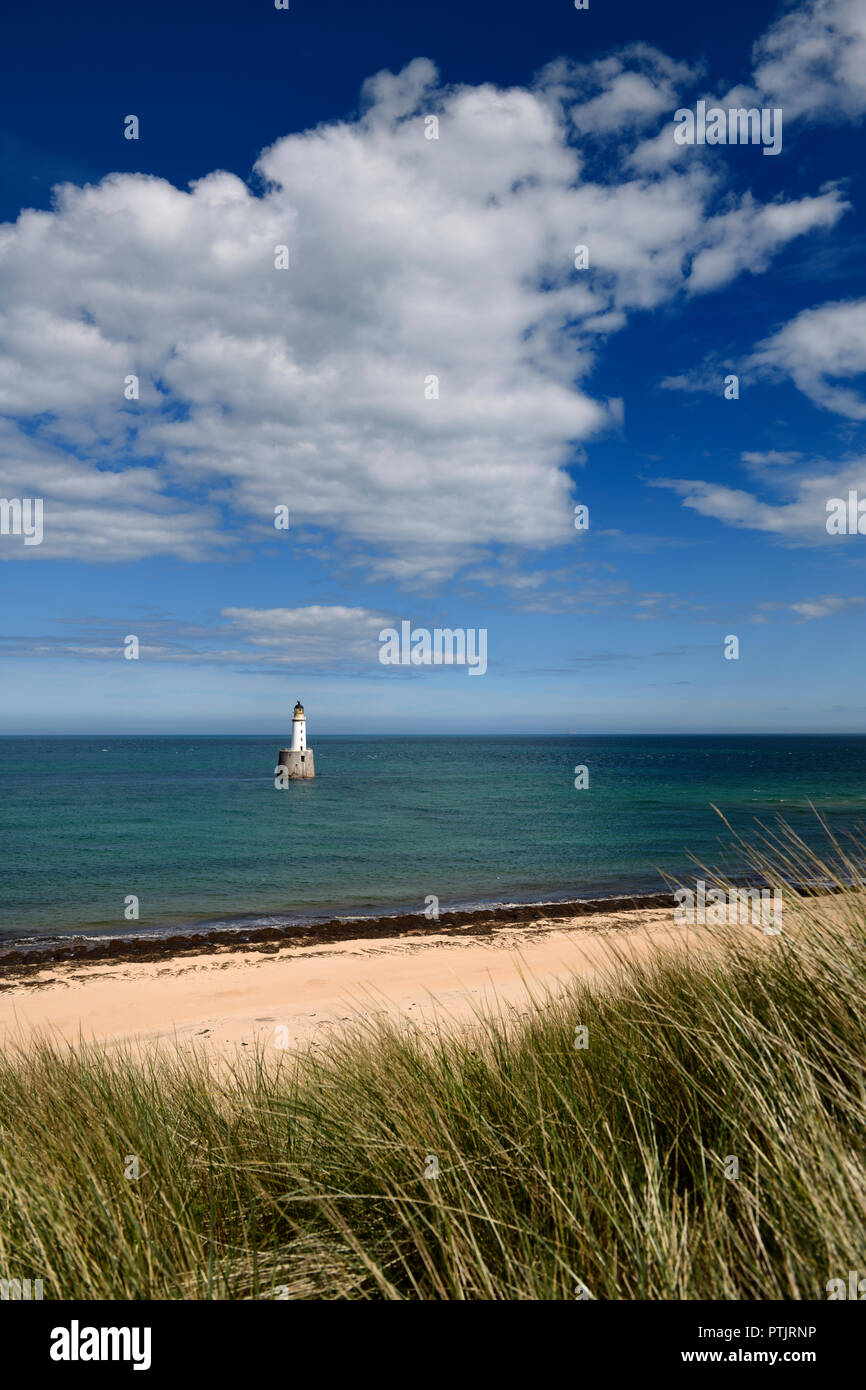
[0,903,704,1060]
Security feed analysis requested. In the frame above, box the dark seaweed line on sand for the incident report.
[0,893,675,984]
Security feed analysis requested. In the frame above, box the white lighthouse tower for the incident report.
[276,700,316,779]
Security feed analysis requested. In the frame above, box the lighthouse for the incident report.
[276,700,316,779]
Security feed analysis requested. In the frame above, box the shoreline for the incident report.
[0,887,826,1059]
[0,899,693,1058]
[0,890,675,982]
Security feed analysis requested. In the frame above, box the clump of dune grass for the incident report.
[1,818,865,1300]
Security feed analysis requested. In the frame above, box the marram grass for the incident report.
[1,822,865,1300]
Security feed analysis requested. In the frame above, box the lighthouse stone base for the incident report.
[277,748,316,779]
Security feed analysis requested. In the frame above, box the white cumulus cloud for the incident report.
[0,57,849,574]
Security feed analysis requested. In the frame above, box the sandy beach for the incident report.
[0,902,695,1059]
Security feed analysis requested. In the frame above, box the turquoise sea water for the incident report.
[2,735,866,942]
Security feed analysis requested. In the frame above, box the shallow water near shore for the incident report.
[1,733,866,944]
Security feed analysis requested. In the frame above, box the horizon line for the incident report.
[3,731,866,740]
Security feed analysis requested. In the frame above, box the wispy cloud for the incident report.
[0,606,396,674]
[751,594,865,622]
[649,453,866,546]
[748,297,866,420]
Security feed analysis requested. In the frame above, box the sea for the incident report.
[1,734,865,947]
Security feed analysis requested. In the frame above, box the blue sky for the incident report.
[1,0,865,733]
